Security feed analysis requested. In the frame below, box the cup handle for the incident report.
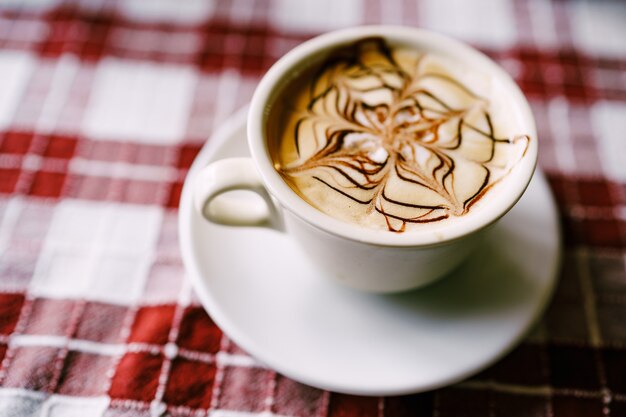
[193,157,284,231]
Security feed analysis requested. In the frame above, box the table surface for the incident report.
[0,1,625,416]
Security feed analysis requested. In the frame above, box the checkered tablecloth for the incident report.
[0,0,625,416]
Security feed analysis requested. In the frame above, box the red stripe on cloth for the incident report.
[73,302,129,344]
[22,298,77,337]
[176,144,204,169]
[0,131,203,208]
[547,174,623,208]
[484,46,626,103]
[328,393,379,417]
[176,306,222,354]
[2,346,61,392]
[56,351,115,396]
[216,366,275,413]
[42,134,78,159]
[163,358,216,409]
[2,5,313,75]
[0,130,202,168]
[272,375,326,417]
[0,169,21,194]
[547,173,626,249]
[2,5,626,104]
[0,131,34,155]
[0,293,25,335]
[109,351,164,402]
[29,171,67,198]
[0,344,7,369]
[128,305,176,345]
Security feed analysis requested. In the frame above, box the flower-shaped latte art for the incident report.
[276,38,530,232]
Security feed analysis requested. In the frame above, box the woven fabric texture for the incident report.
[0,0,625,416]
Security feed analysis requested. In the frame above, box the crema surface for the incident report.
[268,38,530,232]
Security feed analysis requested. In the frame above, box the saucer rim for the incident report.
[178,107,562,396]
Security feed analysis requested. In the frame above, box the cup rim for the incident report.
[248,25,538,247]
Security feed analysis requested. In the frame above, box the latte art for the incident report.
[269,38,530,232]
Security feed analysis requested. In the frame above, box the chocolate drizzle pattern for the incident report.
[273,38,530,232]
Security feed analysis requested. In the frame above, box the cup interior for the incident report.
[248,26,538,247]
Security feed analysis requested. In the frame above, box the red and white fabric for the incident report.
[0,0,625,416]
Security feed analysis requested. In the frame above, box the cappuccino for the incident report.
[267,38,529,233]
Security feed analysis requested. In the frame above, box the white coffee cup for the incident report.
[193,26,538,293]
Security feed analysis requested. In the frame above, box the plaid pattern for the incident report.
[0,0,625,416]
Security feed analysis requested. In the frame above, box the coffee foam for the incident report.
[267,38,530,233]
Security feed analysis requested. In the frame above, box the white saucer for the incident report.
[179,107,561,396]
